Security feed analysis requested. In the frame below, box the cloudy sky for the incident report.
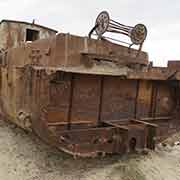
[1,0,180,66]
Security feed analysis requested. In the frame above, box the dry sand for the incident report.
[0,119,180,180]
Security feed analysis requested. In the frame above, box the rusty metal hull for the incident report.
[34,72,179,157]
[0,32,180,157]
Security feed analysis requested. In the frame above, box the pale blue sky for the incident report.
[1,0,180,66]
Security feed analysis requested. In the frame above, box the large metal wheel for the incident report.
[95,11,110,38]
[130,24,147,45]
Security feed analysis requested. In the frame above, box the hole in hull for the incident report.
[129,137,137,152]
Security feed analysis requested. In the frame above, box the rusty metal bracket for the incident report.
[89,11,147,56]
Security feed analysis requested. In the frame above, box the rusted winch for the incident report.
[89,11,147,54]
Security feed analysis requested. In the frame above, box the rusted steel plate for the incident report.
[155,82,175,117]
[136,80,153,117]
[70,74,101,124]
[48,72,72,123]
[101,78,137,120]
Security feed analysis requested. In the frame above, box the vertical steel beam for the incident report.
[134,80,140,118]
[149,81,154,117]
[97,76,104,125]
[67,73,74,130]
[149,81,157,118]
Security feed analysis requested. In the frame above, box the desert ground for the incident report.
[0,118,180,180]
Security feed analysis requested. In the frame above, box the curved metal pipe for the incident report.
[88,24,99,38]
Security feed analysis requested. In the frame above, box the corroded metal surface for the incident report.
[0,18,180,157]
[0,20,57,50]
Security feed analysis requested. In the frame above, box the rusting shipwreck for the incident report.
[0,13,180,157]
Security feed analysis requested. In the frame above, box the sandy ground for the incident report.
[0,119,180,180]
